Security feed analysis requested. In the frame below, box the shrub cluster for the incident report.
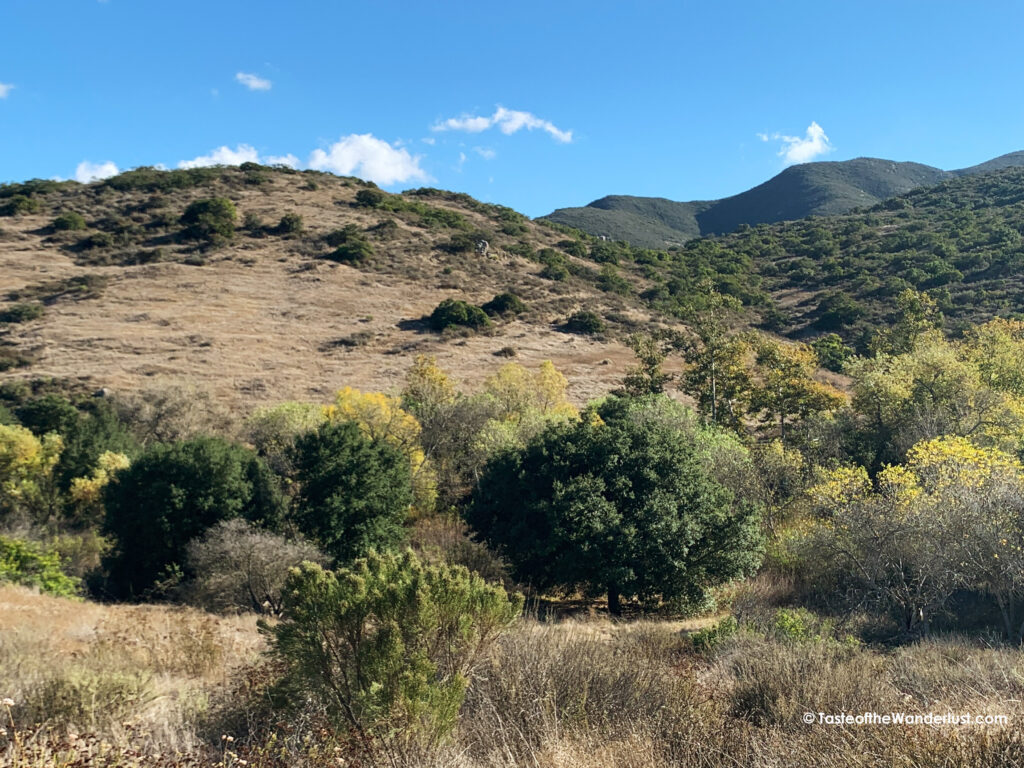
[180,197,237,242]
[429,298,492,332]
[322,224,374,263]
[564,310,606,334]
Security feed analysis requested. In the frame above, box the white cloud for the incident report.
[75,160,119,183]
[433,106,572,143]
[473,147,496,160]
[421,137,436,146]
[760,121,833,165]
[0,82,13,99]
[235,72,272,91]
[308,134,429,186]
[178,144,261,169]
[265,153,299,168]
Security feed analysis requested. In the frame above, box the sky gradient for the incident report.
[2,1,1023,216]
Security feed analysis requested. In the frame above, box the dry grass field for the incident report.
[0,170,662,410]
[4,584,1024,768]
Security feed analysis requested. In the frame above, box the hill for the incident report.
[0,166,671,408]
[6,163,1024,411]
[542,152,1024,247]
[648,165,1024,347]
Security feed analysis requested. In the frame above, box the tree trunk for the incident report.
[607,584,622,617]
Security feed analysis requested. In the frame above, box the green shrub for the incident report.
[597,264,631,294]
[370,218,400,239]
[323,225,373,263]
[242,211,264,234]
[180,197,237,241]
[275,212,303,235]
[564,310,606,335]
[810,333,853,372]
[558,239,588,258]
[0,303,44,324]
[540,262,569,281]
[354,188,387,207]
[291,421,411,563]
[78,231,115,250]
[429,299,492,332]
[481,292,527,317]
[266,551,522,755]
[438,230,489,254]
[52,212,87,231]
[1,195,41,216]
[688,615,739,653]
[0,535,81,597]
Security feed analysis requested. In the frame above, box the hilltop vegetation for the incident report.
[543,152,1024,247]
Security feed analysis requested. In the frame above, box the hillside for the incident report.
[650,166,1024,346]
[0,166,680,408]
[543,151,1024,247]
[6,163,1024,411]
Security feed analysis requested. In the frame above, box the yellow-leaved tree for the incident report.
[846,329,1024,468]
[751,337,845,440]
[800,436,1024,640]
[326,387,437,516]
[68,450,131,527]
[0,424,64,525]
[478,361,578,454]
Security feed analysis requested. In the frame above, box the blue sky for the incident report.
[2,1,1024,217]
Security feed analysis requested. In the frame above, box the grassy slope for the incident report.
[0,167,671,409]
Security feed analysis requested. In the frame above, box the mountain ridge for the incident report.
[542,151,1024,247]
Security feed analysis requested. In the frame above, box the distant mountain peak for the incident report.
[541,151,1024,248]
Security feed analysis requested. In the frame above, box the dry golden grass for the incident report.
[4,585,1024,767]
[0,173,658,410]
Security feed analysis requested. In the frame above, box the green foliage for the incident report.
[0,535,81,597]
[810,333,853,373]
[771,607,838,644]
[1,194,42,216]
[265,552,522,754]
[814,291,866,331]
[467,395,763,613]
[275,212,303,235]
[480,292,526,317]
[291,420,412,563]
[354,188,387,207]
[558,239,588,258]
[16,395,136,496]
[589,240,630,264]
[621,332,673,396]
[52,212,87,231]
[428,298,492,332]
[688,615,739,653]
[0,303,44,324]
[437,230,490,255]
[77,231,114,250]
[597,264,631,294]
[179,197,237,241]
[102,437,284,597]
[539,262,569,281]
[563,310,605,335]
[323,224,374,263]
[103,166,222,193]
